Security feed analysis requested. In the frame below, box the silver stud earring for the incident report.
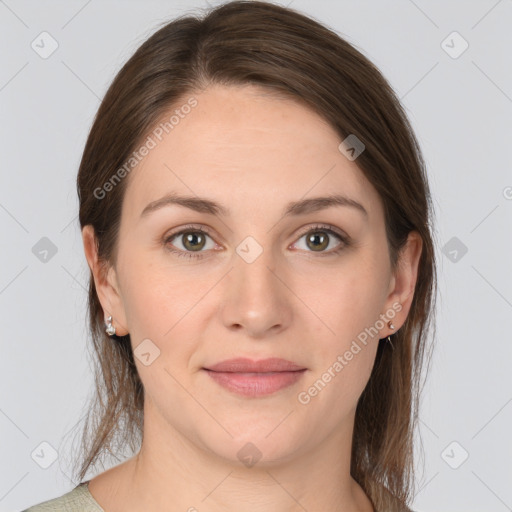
[105,315,116,336]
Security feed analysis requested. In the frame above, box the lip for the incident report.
[204,357,306,373]
[203,358,307,397]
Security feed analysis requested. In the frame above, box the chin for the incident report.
[198,424,305,469]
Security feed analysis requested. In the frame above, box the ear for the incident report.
[382,230,423,336]
[82,225,129,336]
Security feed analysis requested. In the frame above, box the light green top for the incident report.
[23,482,104,512]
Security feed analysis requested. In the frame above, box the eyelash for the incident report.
[163,223,350,260]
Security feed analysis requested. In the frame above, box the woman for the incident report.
[24,1,436,510]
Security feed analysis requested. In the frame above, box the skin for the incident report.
[82,83,422,512]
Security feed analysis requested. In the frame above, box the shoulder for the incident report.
[21,482,104,512]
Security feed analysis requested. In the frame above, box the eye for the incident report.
[291,224,349,255]
[164,225,217,259]
[164,223,350,260]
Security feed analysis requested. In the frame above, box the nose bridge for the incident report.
[233,234,281,300]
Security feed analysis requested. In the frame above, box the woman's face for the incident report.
[85,84,419,466]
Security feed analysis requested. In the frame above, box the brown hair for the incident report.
[73,2,437,510]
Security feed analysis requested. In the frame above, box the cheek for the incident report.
[300,259,386,340]
[296,258,386,388]
[123,262,202,394]
[120,257,215,388]
[119,249,199,335]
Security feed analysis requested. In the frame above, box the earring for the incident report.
[105,315,116,336]
[387,320,396,349]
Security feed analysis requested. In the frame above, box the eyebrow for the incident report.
[140,192,368,219]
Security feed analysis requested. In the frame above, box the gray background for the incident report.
[1,1,511,511]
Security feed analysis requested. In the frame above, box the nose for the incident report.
[220,242,293,339]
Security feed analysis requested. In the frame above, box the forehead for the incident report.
[121,84,382,223]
